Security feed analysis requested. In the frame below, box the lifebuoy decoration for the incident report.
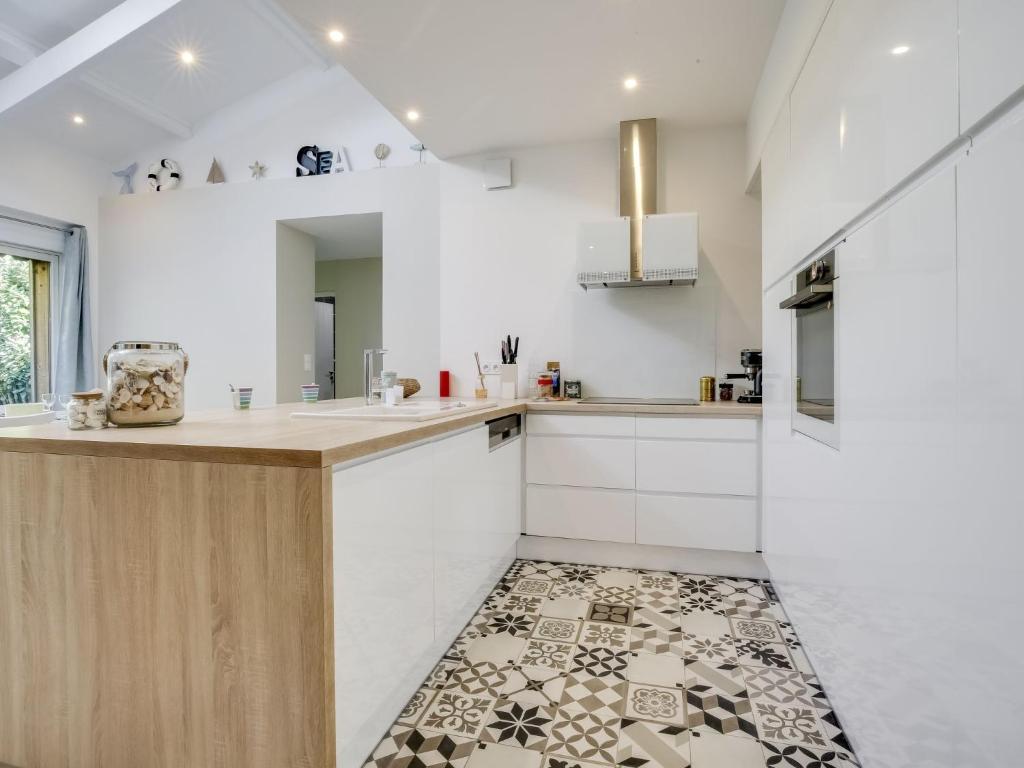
[147,159,181,191]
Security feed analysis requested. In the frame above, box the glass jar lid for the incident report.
[71,391,104,400]
[110,341,181,351]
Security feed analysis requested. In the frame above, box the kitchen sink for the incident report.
[292,400,497,422]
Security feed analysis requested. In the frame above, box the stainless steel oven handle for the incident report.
[779,283,834,310]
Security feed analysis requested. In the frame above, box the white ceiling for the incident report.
[0,0,124,48]
[0,0,784,163]
[281,212,383,261]
[0,0,331,161]
[278,0,786,158]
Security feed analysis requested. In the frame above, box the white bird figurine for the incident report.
[112,162,137,194]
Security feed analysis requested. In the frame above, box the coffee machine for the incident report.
[726,349,763,404]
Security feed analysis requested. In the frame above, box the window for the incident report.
[0,250,54,404]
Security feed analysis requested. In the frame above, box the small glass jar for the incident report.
[104,341,188,427]
[67,391,107,430]
[719,382,734,401]
[536,373,553,399]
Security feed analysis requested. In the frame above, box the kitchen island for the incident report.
[0,396,760,768]
[0,398,524,768]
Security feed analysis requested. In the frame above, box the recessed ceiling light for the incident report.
[623,77,638,91]
[406,109,420,122]
[179,49,195,65]
[891,45,910,56]
[72,114,85,125]
[328,28,344,44]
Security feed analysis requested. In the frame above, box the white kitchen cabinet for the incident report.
[332,440,436,768]
[788,0,957,261]
[527,412,635,437]
[958,0,1024,128]
[525,413,760,553]
[332,423,519,768]
[525,484,635,542]
[636,414,758,441]
[636,440,758,497]
[761,102,793,288]
[526,435,635,490]
[433,426,518,643]
[636,494,757,552]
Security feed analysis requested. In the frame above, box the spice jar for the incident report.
[719,382,734,401]
[67,391,107,430]
[536,372,554,398]
[104,341,188,426]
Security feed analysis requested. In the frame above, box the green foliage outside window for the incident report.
[0,254,32,404]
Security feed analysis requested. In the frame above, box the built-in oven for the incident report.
[780,250,837,447]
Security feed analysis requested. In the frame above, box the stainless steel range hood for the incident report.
[621,118,658,280]
[577,118,699,289]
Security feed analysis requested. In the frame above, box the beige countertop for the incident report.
[0,396,760,468]
[526,399,761,417]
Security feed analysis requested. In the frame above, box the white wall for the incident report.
[98,164,440,409]
[275,223,315,403]
[439,126,761,398]
[745,0,832,185]
[0,123,108,383]
[115,66,432,195]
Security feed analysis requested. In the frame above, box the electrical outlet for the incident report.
[480,361,503,375]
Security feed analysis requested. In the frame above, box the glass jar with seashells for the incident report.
[103,341,188,426]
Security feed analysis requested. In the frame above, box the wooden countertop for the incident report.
[526,399,762,417]
[0,396,760,467]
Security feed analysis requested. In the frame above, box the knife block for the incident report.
[500,364,518,399]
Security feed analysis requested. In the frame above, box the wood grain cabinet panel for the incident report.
[0,451,332,768]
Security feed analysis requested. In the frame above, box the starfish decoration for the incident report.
[112,162,137,194]
[249,160,267,180]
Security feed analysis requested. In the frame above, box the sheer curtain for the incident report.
[53,226,95,394]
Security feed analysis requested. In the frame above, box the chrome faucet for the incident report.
[363,348,388,404]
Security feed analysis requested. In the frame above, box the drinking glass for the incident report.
[41,393,55,411]
[57,394,71,420]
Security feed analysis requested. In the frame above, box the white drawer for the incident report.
[636,493,757,552]
[636,440,757,496]
[527,435,635,490]
[527,413,635,438]
[526,485,636,543]
[636,416,758,441]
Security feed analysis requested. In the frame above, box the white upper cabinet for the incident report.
[958,0,1024,128]
[788,0,958,261]
[761,103,792,288]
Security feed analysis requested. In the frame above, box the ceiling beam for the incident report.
[0,22,43,67]
[246,0,334,70]
[0,0,185,117]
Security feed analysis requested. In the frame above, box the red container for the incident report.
[439,370,451,397]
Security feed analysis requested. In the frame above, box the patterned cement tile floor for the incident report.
[364,560,859,768]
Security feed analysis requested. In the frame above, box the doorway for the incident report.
[314,295,335,399]
[275,212,383,403]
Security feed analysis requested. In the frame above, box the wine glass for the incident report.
[41,393,55,411]
[57,394,71,420]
